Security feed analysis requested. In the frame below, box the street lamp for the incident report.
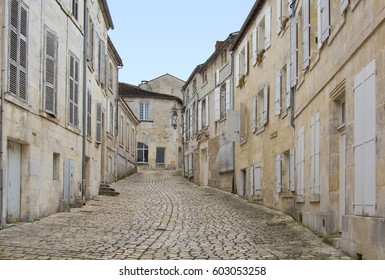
[171,105,178,129]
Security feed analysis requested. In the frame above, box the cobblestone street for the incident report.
[0,171,350,260]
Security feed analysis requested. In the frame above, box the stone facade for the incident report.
[119,83,183,172]
[0,0,137,228]
[183,34,237,192]
[138,73,184,100]
[231,0,385,259]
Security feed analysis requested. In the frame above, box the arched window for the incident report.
[137,142,148,163]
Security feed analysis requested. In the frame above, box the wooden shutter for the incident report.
[254,166,262,195]
[96,102,102,143]
[286,59,291,108]
[225,79,231,113]
[189,107,192,137]
[252,96,257,132]
[87,92,92,137]
[341,0,349,14]
[310,112,320,194]
[265,5,271,49]
[252,27,257,65]
[275,70,281,116]
[275,155,282,193]
[44,30,58,115]
[290,17,298,87]
[289,148,295,191]
[214,87,220,121]
[354,60,376,216]
[318,0,330,48]
[297,126,305,195]
[106,98,110,132]
[262,83,269,126]
[74,59,79,127]
[216,69,220,85]
[244,42,249,75]
[18,3,28,101]
[99,40,105,87]
[235,54,240,86]
[277,0,282,34]
[205,96,209,127]
[250,166,254,196]
[302,0,310,70]
[198,100,202,131]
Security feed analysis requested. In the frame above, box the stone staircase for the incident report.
[99,183,120,196]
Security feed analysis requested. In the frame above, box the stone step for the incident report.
[99,184,120,196]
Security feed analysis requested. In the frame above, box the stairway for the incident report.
[99,183,120,196]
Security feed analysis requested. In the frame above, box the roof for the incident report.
[230,0,265,52]
[147,73,185,84]
[107,36,123,67]
[99,0,114,30]
[119,82,183,104]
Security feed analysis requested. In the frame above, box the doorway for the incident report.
[7,141,21,222]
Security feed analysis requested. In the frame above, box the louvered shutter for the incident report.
[289,148,295,191]
[87,92,92,137]
[205,96,209,127]
[99,40,105,88]
[265,5,271,49]
[275,155,282,193]
[250,165,254,196]
[262,83,269,126]
[189,107,192,138]
[198,100,202,131]
[214,87,220,121]
[252,27,257,65]
[18,4,28,101]
[244,42,249,75]
[254,166,262,195]
[275,70,281,115]
[341,0,349,14]
[96,102,102,143]
[44,30,58,115]
[74,59,79,127]
[225,79,231,113]
[252,96,257,132]
[302,0,310,70]
[235,54,240,86]
[277,0,282,34]
[290,17,298,87]
[286,59,291,108]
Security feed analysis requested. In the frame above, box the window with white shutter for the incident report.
[252,27,257,65]
[289,148,295,191]
[275,70,282,116]
[252,96,257,132]
[310,112,320,194]
[286,59,291,108]
[318,0,330,48]
[290,17,298,87]
[250,165,254,196]
[96,102,102,143]
[205,96,209,127]
[265,6,271,49]
[254,165,262,196]
[99,39,106,88]
[87,15,94,69]
[87,91,92,137]
[44,29,58,115]
[262,82,269,126]
[302,0,310,70]
[109,100,114,135]
[225,79,231,113]
[68,54,79,127]
[72,0,78,20]
[354,59,376,216]
[9,0,28,103]
[275,154,282,193]
[197,100,202,131]
[214,87,221,121]
[297,126,305,195]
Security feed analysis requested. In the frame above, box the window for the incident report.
[96,102,102,143]
[119,115,124,145]
[126,122,130,151]
[240,102,248,142]
[108,156,113,173]
[276,65,290,115]
[98,39,106,88]
[290,16,298,87]
[53,153,60,181]
[252,83,269,132]
[69,54,79,127]
[221,49,227,66]
[131,127,135,155]
[87,15,94,69]
[302,0,310,70]
[280,149,295,192]
[198,96,209,130]
[201,69,208,84]
[72,0,78,20]
[310,112,320,195]
[139,102,150,121]
[276,0,291,33]
[109,62,114,91]
[257,6,271,52]
[109,101,114,134]
[192,78,197,93]
[354,59,376,216]
[250,164,262,196]
[317,0,330,49]
[215,80,230,120]
[44,29,58,115]
[297,126,305,195]
[236,41,248,85]
[156,147,165,164]
[9,0,28,102]
[137,143,148,163]
[87,91,92,137]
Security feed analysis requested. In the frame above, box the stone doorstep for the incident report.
[99,184,120,196]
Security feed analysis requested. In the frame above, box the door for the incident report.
[339,133,346,232]
[203,150,208,186]
[7,142,21,222]
[63,158,75,204]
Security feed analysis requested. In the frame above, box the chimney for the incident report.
[139,80,149,90]
[215,41,224,50]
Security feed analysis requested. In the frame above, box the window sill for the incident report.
[139,120,154,123]
[255,126,265,136]
[309,194,320,203]
[201,81,208,89]
[295,195,305,203]
[337,123,346,132]
[87,136,92,143]
[107,133,114,139]
[67,124,81,135]
[40,111,60,124]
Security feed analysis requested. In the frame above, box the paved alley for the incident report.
[0,171,350,260]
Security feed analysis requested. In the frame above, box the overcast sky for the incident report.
[107,0,255,86]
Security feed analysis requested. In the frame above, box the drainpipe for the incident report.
[114,65,122,181]
[81,1,88,204]
[290,88,295,128]
[230,50,236,194]
[0,0,9,229]
[181,88,185,177]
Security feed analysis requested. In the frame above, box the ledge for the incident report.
[296,195,305,203]
[309,194,320,203]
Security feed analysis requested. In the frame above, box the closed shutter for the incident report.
[106,98,111,132]
[254,166,262,195]
[275,154,282,193]
[310,112,320,194]
[302,0,310,70]
[44,30,58,115]
[244,42,249,75]
[214,87,220,121]
[275,70,281,115]
[265,5,271,49]
[341,0,349,14]
[205,96,209,127]
[69,55,79,127]
[250,165,254,196]
[225,79,231,113]
[318,0,330,48]
[286,59,291,108]
[184,156,188,175]
[99,40,105,87]
[235,54,240,86]
[252,27,257,65]
[216,69,220,86]
[297,126,305,195]
[87,91,92,137]
[96,102,102,143]
[354,60,376,216]
[288,0,294,16]
[290,17,298,87]
[262,83,269,126]
[189,106,193,138]
[289,148,295,191]
[198,100,202,131]
[252,96,257,132]
[277,0,282,34]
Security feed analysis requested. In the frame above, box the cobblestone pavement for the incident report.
[0,171,350,260]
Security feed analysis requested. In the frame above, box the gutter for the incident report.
[0,0,8,229]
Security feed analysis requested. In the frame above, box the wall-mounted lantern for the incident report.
[171,105,178,129]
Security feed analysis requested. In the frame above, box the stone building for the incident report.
[119,82,183,171]
[138,73,184,100]
[183,33,238,192]
[0,0,135,228]
[231,0,385,259]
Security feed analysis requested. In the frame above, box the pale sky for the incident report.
[107,0,255,86]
